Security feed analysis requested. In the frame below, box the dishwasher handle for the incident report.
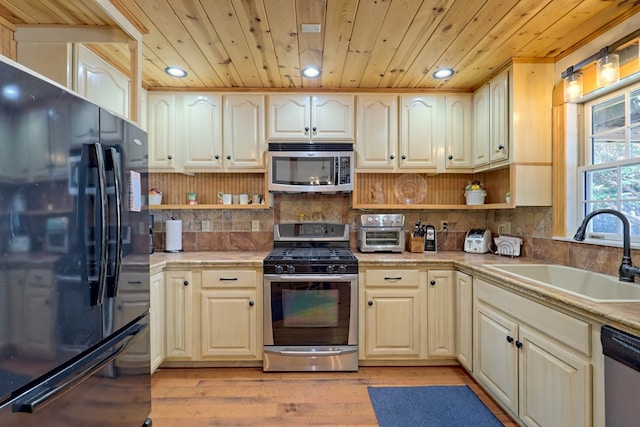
[601,325,640,372]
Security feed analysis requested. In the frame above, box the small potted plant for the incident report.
[464,180,486,205]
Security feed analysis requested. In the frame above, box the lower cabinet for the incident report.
[473,278,592,426]
[22,269,56,357]
[455,271,473,371]
[359,267,456,361]
[163,267,262,364]
[150,272,165,373]
[200,269,261,360]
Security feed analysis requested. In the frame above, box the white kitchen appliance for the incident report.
[464,229,492,254]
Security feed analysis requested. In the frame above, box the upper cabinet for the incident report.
[147,93,265,173]
[357,94,472,173]
[267,94,354,141]
[473,70,509,168]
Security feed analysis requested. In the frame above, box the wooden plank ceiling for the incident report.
[0,0,638,91]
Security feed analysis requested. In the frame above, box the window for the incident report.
[580,85,640,242]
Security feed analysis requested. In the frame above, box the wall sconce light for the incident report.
[560,29,640,103]
[563,69,583,102]
[596,49,620,87]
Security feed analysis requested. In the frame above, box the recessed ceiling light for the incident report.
[302,66,322,78]
[165,66,187,78]
[433,68,454,79]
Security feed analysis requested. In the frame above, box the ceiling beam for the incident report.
[14,26,129,43]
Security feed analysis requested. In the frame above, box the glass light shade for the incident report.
[433,68,454,79]
[596,53,620,87]
[302,66,321,78]
[165,66,187,78]
[563,72,583,102]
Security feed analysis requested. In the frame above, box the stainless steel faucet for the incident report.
[573,209,640,282]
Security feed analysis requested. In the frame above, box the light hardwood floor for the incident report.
[150,366,518,426]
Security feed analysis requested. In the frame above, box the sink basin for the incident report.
[486,264,640,302]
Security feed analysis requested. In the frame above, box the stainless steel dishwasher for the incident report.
[601,325,640,426]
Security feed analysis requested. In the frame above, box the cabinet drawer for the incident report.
[476,279,591,356]
[202,270,257,288]
[364,269,420,287]
[119,272,150,292]
[26,269,53,287]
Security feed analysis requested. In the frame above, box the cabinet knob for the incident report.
[516,340,523,349]
[226,155,231,160]
[430,280,436,286]
[183,280,189,286]
[506,336,514,343]
[390,155,395,160]
[167,154,173,160]
[304,127,310,134]
[401,155,407,160]
[214,154,220,160]
[368,300,373,306]
[249,301,255,307]
[448,155,453,160]
[498,145,505,150]
[312,127,317,134]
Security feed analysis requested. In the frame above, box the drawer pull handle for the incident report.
[219,277,238,281]
[384,277,402,281]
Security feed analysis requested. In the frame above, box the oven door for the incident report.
[359,227,405,252]
[263,274,358,371]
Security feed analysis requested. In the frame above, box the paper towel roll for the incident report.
[165,220,183,252]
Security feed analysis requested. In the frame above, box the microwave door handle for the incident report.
[78,143,108,306]
[104,147,123,298]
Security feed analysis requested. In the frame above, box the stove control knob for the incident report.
[326,265,335,274]
[275,265,284,274]
[287,265,296,274]
[338,265,347,274]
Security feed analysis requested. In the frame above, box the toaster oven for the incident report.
[357,214,405,253]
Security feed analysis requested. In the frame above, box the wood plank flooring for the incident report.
[150,366,518,426]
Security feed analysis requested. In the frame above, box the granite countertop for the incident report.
[151,249,640,336]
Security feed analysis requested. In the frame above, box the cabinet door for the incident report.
[183,94,223,171]
[267,94,311,140]
[490,70,509,163]
[445,95,473,169]
[115,291,151,369]
[427,270,455,357]
[473,84,490,167]
[455,271,473,371]
[356,95,398,170]
[200,288,258,359]
[75,44,129,118]
[22,284,55,357]
[475,301,518,414]
[148,93,178,171]
[399,95,442,169]
[224,95,265,170]
[518,326,591,427]
[165,270,194,359]
[311,95,355,140]
[150,272,165,373]
[363,288,423,358]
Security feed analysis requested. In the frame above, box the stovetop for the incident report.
[264,223,358,275]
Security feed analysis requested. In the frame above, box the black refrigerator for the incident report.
[0,58,151,426]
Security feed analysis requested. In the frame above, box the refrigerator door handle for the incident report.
[11,321,148,414]
[105,147,123,298]
[78,143,108,306]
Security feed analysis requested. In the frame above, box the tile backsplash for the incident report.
[151,193,638,279]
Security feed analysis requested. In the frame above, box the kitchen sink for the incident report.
[486,264,640,302]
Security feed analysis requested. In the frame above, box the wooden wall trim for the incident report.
[552,83,567,237]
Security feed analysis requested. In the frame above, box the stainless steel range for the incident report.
[263,223,358,372]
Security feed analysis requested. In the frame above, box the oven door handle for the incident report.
[264,274,357,281]
[268,348,358,356]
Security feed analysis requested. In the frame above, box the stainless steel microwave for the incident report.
[267,142,354,193]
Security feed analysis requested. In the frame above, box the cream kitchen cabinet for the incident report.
[355,95,398,169]
[444,95,473,169]
[472,69,509,168]
[474,278,592,426]
[267,94,354,141]
[222,94,266,170]
[455,271,473,371]
[360,268,426,360]
[200,269,261,360]
[399,95,442,170]
[182,94,223,171]
[21,269,56,358]
[426,270,455,358]
[150,271,165,373]
[164,269,195,360]
[148,93,178,171]
[115,270,152,371]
